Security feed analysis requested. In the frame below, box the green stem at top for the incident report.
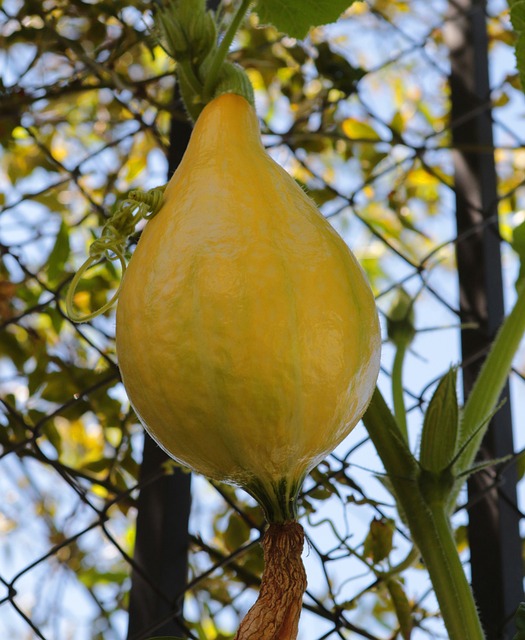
[203,0,253,101]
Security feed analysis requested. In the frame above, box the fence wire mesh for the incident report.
[0,0,524,639]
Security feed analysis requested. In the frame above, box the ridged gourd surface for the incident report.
[116,93,381,491]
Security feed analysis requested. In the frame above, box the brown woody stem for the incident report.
[235,522,307,640]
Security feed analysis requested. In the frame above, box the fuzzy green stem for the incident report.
[203,0,252,100]
[363,388,418,482]
[178,59,205,96]
[458,281,525,471]
[443,281,525,515]
[392,342,408,441]
[363,389,485,640]
[413,502,485,639]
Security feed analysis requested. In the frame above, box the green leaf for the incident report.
[509,1,525,92]
[510,2,525,31]
[386,578,413,640]
[223,512,251,552]
[513,602,525,639]
[511,218,525,289]
[517,449,525,481]
[419,368,459,473]
[254,0,359,39]
[456,454,513,481]
[516,33,525,91]
[314,42,365,94]
[47,220,71,285]
[307,486,333,501]
[80,568,130,589]
[363,517,395,564]
[0,329,27,368]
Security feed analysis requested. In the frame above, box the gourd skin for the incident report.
[116,94,380,515]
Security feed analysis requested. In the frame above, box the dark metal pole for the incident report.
[127,3,221,637]
[126,66,194,640]
[127,436,192,639]
[444,1,523,638]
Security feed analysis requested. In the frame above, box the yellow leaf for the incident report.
[342,118,380,141]
[51,139,68,162]
[406,167,438,186]
[390,111,405,135]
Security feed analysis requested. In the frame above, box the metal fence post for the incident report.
[127,440,192,639]
[444,1,523,637]
[126,4,220,637]
[126,92,194,640]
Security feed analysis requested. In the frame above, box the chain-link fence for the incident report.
[1,0,524,639]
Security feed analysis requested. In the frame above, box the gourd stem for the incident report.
[392,342,408,442]
[203,0,252,100]
[235,522,306,639]
[246,478,301,524]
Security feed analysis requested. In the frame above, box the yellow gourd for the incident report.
[115,93,381,522]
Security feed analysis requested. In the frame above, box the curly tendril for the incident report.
[65,186,166,323]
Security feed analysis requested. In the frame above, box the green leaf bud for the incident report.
[419,368,459,473]
[190,9,217,63]
[155,0,217,64]
[387,287,416,348]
